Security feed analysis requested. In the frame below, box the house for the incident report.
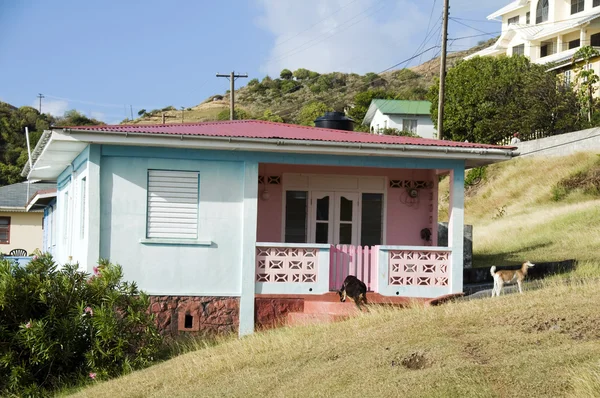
[362,99,436,139]
[0,181,56,256]
[22,120,516,336]
[467,0,600,76]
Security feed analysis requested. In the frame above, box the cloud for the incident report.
[90,111,106,121]
[255,0,433,76]
[255,0,507,76]
[33,98,69,117]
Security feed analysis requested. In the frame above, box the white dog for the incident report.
[490,261,535,297]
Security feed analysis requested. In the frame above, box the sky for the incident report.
[0,0,507,124]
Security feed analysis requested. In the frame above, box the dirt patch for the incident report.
[463,342,490,365]
[392,352,431,370]
[524,316,600,340]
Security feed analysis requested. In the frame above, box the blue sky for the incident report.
[0,0,506,124]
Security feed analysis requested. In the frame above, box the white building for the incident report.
[467,0,600,75]
[362,99,437,139]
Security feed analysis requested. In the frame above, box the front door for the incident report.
[310,191,358,245]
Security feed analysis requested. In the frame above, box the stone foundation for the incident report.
[255,297,304,330]
[149,296,239,336]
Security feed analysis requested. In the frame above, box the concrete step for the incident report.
[303,300,362,315]
[287,312,349,326]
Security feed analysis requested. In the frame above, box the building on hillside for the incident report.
[362,99,436,139]
[0,181,56,256]
[466,0,600,77]
[22,120,516,336]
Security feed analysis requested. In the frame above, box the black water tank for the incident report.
[314,111,354,131]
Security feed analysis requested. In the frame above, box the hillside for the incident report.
[438,151,600,267]
[128,38,497,127]
[68,152,600,398]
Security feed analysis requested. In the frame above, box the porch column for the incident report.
[86,144,101,273]
[448,166,464,294]
[239,161,258,336]
[557,35,563,53]
[581,27,587,47]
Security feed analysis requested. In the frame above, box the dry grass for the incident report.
[439,152,600,266]
[70,279,600,398]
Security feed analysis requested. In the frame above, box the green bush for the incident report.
[0,254,160,396]
[465,166,487,188]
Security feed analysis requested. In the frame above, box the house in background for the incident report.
[23,120,516,336]
[0,181,56,256]
[362,99,436,139]
[466,0,600,77]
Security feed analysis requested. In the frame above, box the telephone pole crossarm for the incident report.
[216,71,248,120]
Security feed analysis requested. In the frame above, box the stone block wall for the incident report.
[149,296,239,336]
[255,297,303,330]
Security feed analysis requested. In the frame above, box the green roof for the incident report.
[371,99,432,115]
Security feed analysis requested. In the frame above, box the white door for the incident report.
[310,191,359,245]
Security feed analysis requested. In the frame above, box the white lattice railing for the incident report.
[388,250,450,287]
[256,246,318,283]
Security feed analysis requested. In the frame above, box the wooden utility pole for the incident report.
[37,93,44,114]
[437,0,449,140]
[216,71,248,120]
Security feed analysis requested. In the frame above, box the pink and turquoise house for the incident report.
[23,120,516,335]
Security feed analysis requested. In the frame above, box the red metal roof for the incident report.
[60,120,514,150]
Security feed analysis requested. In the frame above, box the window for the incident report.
[595,0,600,7]
[284,191,308,243]
[63,191,70,244]
[513,44,525,56]
[569,39,581,49]
[571,0,584,14]
[507,16,519,25]
[146,170,199,239]
[0,217,10,244]
[402,119,418,133]
[536,0,548,24]
[564,70,572,87]
[80,177,86,239]
[360,193,383,246]
[526,12,530,24]
[592,32,600,47]
[540,43,551,57]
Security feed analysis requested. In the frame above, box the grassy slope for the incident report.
[71,279,600,398]
[68,152,600,398]
[439,151,600,267]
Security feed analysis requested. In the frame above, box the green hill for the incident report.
[128,39,497,128]
[67,152,600,398]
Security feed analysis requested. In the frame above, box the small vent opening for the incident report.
[184,314,193,329]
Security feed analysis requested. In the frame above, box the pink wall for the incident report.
[256,164,439,246]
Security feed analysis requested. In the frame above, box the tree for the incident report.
[137,109,147,116]
[296,101,333,126]
[427,55,580,144]
[293,68,311,80]
[346,89,396,124]
[280,69,293,80]
[54,110,105,127]
[259,109,284,122]
[572,46,600,124]
[380,127,419,138]
[216,108,253,121]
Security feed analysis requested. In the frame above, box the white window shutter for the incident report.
[147,170,199,239]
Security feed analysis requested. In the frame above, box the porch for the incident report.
[252,162,464,299]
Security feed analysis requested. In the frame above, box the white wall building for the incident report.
[467,0,600,75]
[362,99,437,139]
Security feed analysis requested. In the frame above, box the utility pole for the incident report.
[437,0,449,140]
[216,71,248,120]
[130,105,134,121]
[37,93,45,114]
[181,106,185,123]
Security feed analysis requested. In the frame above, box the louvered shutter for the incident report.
[147,170,199,239]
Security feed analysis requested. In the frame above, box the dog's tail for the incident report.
[490,265,497,276]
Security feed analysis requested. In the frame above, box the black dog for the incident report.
[338,275,368,309]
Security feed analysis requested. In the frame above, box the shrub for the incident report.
[0,254,161,396]
[380,127,419,138]
[465,166,487,188]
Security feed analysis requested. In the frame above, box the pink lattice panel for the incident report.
[388,250,450,286]
[256,247,318,283]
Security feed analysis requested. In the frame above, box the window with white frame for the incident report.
[526,11,530,24]
[146,170,200,239]
[564,69,572,87]
[507,16,519,25]
[536,0,548,24]
[402,119,418,133]
[513,44,525,56]
[571,0,584,14]
[62,191,70,244]
[80,177,87,239]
